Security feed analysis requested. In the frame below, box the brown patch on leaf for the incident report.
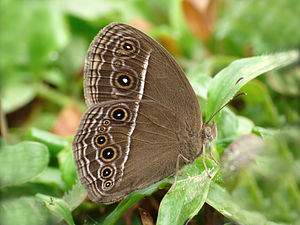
[182,0,218,41]
[52,105,82,137]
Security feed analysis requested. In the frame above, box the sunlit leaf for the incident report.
[207,51,299,119]
[157,158,219,225]
[2,84,36,114]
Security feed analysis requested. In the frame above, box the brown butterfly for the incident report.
[72,22,219,204]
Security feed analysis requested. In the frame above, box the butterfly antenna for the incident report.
[206,77,245,124]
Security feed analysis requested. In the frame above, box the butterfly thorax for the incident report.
[178,121,217,162]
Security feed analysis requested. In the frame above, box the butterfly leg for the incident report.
[168,154,190,194]
[202,144,212,178]
[209,145,219,165]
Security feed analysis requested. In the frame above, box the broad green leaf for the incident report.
[0,141,49,188]
[103,180,170,225]
[216,108,238,141]
[206,183,286,225]
[188,73,212,100]
[0,197,50,225]
[2,84,36,114]
[36,194,75,225]
[63,182,87,210]
[26,127,68,156]
[31,167,66,190]
[207,50,300,118]
[157,158,219,225]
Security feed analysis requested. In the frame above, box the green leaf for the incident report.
[36,194,75,225]
[0,0,69,81]
[237,116,254,136]
[60,150,78,189]
[253,126,277,139]
[103,180,170,225]
[267,68,300,96]
[240,80,279,126]
[0,197,50,225]
[206,183,287,225]
[188,73,212,100]
[206,50,300,118]
[58,36,88,76]
[157,158,219,225]
[26,127,68,156]
[216,108,238,140]
[31,167,66,190]
[63,182,87,211]
[0,183,62,199]
[0,141,49,188]
[2,84,36,114]
[216,0,300,54]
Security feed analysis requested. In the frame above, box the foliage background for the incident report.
[0,0,300,224]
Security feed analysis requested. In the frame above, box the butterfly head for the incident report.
[202,121,217,147]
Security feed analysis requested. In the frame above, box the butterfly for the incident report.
[72,22,218,204]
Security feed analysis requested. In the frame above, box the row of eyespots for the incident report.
[95,106,130,189]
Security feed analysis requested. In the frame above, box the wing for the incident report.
[84,22,202,132]
[73,100,187,204]
[73,22,202,204]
